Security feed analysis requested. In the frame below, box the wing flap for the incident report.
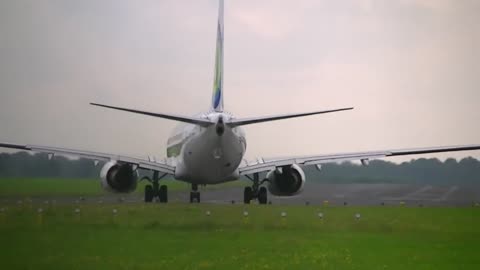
[389,145,480,156]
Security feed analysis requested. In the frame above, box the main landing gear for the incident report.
[244,173,268,204]
[143,171,168,203]
[190,184,201,203]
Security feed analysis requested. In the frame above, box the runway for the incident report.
[3,183,480,206]
[200,183,480,206]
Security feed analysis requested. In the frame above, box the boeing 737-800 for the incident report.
[1,0,480,204]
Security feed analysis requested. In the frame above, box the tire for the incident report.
[190,192,200,203]
[258,187,268,205]
[159,185,168,203]
[244,187,253,204]
[144,185,154,202]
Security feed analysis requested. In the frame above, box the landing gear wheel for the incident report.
[244,187,253,204]
[190,192,200,203]
[144,185,154,202]
[159,185,168,203]
[258,187,268,205]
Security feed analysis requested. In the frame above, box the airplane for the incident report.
[1,0,480,204]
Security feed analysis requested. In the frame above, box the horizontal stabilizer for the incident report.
[227,107,353,127]
[90,103,214,126]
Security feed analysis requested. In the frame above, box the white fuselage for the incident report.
[167,112,246,184]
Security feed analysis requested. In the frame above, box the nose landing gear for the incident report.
[190,184,201,203]
[244,173,268,204]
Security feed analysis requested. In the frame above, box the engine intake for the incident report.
[267,164,305,196]
[100,161,138,193]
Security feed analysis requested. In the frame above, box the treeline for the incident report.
[305,157,480,185]
[0,152,479,184]
[0,152,103,179]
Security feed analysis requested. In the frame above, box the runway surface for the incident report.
[3,183,480,206]
[200,183,480,206]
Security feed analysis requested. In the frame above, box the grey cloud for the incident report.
[1,0,479,162]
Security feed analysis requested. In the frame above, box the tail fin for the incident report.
[212,0,224,112]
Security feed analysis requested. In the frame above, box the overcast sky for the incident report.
[1,0,479,163]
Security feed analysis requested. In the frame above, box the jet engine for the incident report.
[267,164,305,196]
[100,161,138,193]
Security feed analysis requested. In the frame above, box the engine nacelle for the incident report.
[267,164,306,196]
[100,161,138,193]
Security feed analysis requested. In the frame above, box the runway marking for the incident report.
[434,186,458,201]
[382,185,433,201]
[404,185,433,199]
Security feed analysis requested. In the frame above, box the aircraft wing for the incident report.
[0,142,175,175]
[238,144,480,175]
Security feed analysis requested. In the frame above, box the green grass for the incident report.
[0,204,479,269]
[0,178,247,196]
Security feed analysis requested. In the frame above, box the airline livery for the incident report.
[2,0,480,204]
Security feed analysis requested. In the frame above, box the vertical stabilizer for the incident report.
[212,0,224,112]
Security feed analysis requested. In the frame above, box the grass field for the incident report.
[0,178,247,196]
[0,203,479,269]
